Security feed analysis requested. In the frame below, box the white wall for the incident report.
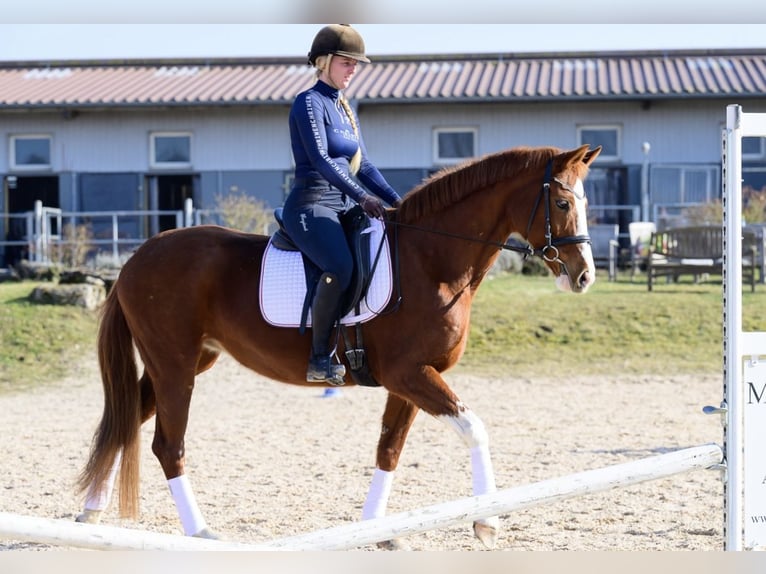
[2,98,765,174]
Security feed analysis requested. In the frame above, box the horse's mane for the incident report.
[396,146,562,224]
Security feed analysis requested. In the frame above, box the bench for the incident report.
[646,225,757,291]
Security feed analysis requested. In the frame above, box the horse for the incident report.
[77,143,601,549]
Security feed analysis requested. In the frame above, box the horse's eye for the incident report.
[555,199,570,211]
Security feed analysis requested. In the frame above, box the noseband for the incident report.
[524,159,591,264]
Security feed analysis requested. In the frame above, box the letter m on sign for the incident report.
[748,382,766,404]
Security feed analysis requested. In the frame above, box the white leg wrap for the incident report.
[471,444,496,496]
[84,450,122,511]
[361,468,394,520]
[167,475,207,536]
[439,407,497,496]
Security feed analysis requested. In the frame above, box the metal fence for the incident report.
[0,199,237,268]
[2,200,763,283]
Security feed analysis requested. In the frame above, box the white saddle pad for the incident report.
[259,218,393,328]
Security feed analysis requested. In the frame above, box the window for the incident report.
[743,136,765,160]
[577,125,621,162]
[10,135,52,170]
[650,164,720,225]
[433,127,477,164]
[150,132,192,168]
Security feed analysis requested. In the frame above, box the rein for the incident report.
[386,159,591,262]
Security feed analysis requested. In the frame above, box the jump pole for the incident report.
[0,444,722,551]
[721,104,766,551]
[261,444,722,550]
[0,512,273,551]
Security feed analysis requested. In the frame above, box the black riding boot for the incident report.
[307,272,347,386]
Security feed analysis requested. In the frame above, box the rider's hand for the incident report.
[359,194,386,219]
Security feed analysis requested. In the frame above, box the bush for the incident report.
[49,223,94,268]
[683,186,766,225]
[214,187,273,234]
[487,250,523,277]
[488,244,552,277]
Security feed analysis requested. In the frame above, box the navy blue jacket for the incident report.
[288,80,400,209]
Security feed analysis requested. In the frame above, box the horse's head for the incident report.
[396,143,602,294]
[525,144,601,294]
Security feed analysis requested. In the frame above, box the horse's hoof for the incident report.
[376,538,411,551]
[473,517,499,549]
[75,509,103,524]
[193,527,221,540]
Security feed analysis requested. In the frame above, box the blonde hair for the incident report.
[314,54,362,176]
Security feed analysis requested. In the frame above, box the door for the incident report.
[3,175,59,265]
[146,174,195,235]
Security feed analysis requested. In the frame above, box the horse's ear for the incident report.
[558,144,602,172]
[562,144,600,168]
[582,145,602,166]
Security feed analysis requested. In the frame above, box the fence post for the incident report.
[33,200,44,263]
[184,198,194,227]
[111,214,119,264]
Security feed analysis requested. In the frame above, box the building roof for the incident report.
[1,49,765,110]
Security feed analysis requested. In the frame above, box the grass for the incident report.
[455,271,765,378]
[0,271,763,391]
[0,281,98,392]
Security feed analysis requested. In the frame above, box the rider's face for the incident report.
[322,56,358,90]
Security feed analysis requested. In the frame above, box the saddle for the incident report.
[263,206,393,387]
[271,205,374,319]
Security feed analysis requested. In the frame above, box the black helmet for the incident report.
[307,24,370,65]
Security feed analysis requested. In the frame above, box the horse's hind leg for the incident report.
[363,393,420,550]
[77,372,157,524]
[148,355,219,539]
[158,347,220,538]
[76,451,122,524]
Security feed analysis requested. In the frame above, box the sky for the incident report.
[0,24,765,62]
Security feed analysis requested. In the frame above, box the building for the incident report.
[1,48,766,266]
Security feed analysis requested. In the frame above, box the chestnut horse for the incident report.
[77,144,601,549]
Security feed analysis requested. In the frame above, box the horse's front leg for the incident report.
[366,367,499,549]
[437,399,499,547]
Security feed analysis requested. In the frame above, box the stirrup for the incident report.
[307,355,346,386]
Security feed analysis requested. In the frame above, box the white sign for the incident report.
[744,357,766,549]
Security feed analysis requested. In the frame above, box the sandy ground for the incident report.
[0,353,725,551]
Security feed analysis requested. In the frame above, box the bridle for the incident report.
[523,159,591,267]
[387,158,591,263]
[377,158,592,314]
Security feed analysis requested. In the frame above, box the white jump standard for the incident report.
[720,104,766,551]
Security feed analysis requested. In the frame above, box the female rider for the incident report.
[283,24,402,385]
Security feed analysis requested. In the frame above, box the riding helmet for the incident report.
[308,24,370,65]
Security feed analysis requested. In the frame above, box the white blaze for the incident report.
[556,178,595,293]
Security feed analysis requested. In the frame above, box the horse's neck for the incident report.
[411,198,509,288]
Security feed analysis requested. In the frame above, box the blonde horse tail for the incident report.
[78,286,143,518]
